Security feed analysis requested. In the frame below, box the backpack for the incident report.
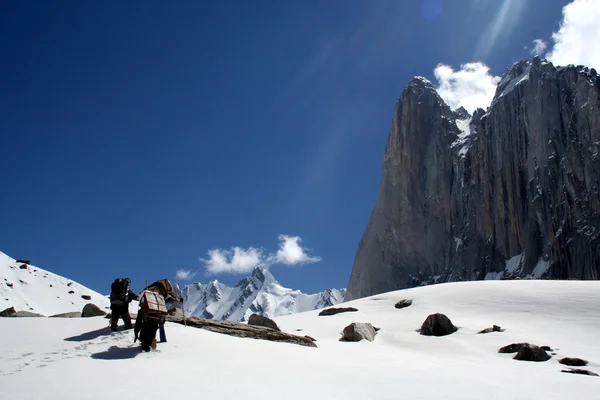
[110,278,130,306]
[139,289,168,323]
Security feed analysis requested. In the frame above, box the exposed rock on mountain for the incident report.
[182,267,345,322]
[347,57,600,300]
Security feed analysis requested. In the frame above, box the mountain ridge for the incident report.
[346,57,600,300]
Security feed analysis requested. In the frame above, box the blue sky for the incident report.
[0,0,586,295]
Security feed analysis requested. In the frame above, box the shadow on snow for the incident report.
[91,345,141,360]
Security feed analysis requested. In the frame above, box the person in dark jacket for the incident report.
[109,278,139,331]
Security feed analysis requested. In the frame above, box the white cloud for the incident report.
[175,269,196,281]
[545,0,600,69]
[201,235,321,275]
[273,234,321,265]
[433,62,500,113]
[530,39,548,56]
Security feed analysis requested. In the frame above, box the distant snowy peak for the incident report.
[182,267,346,322]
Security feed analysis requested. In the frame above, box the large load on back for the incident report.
[138,290,168,323]
[109,278,131,307]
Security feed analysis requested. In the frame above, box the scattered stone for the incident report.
[81,295,92,300]
[49,284,53,287]
[247,314,280,331]
[50,312,82,318]
[499,343,529,353]
[18,264,28,269]
[394,299,413,309]
[560,357,588,367]
[16,259,31,264]
[318,307,359,316]
[81,303,107,317]
[19,280,27,284]
[513,344,551,362]
[67,282,73,287]
[166,315,317,348]
[478,325,505,334]
[0,307,16,317]
[541,346,553,351]
[341,322,378,342]
[420,313,457,336]
[6,282,13,288]
[68,290,75,294]
[561,369,598,377]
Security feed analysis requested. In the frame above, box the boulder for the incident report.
[513,344,551,362]
[81,295,92,300]
[0,307,16,317]
[561,369,598,377]
[394,299,413,309]
[247,314,280,331]
[498,343,529,353]
[478,325,505,334]
[82,303,107,317]
[341,322,378,342]
[50,312,82,318]
[560,357,588,367]
[420,313,457,336]
[18,264,28,269]
[318,307,358,316]
[68,290,75,294]
[16,259,31,264]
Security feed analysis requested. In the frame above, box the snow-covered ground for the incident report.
[1,280,599,399]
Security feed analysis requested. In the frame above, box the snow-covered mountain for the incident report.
[182,267,346,322]
[0,251,112,316]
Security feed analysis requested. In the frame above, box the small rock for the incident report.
[6,282,13,288]
[49,284,53,287]
[541,346,553,351]
[68,290,75,294]
[0,307,17,317]
[19,280,27,284]
[561,369,598,377]
[50,312,82,318]
[18,264,28,269]
[81,295,92,300]
[478,325,505,334]
[394,299,413,309]
[318,307,359,316]
[247,314,280,331]
[341,322,378,342]
[420,313,457,336]
[16,259,31,264]
[560,357,588,367]
[82,303,107,317]
[513,344,551,362]
[67,282,73,287]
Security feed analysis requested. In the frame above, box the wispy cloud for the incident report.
[200,235,321,275]
[175,269,196,281]
[544,0,600,69]
[433,63,500,113]
[474,0,528,60]
[529,39,548,56]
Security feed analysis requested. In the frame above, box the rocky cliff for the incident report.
[346,57,600,300]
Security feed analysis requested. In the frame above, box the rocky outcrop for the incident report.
[50,312,82,318]
[82,303,106,317]
[0,307,16,317]
[0,307,45,317]
[318,307,358,316]
[341,322,379,342]
[347,58,600,300]
[166,314,317,348]
[394,299,412,309]
[513,344,551,362]
[420,313,457,336]
[247,314,280,331]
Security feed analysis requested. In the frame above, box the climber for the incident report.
[109,277,139,331]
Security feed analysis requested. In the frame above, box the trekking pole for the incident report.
[177,276,186,327]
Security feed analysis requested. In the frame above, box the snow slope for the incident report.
[183,267,346,322]
[0,251,114,316]
[1,280,599,399]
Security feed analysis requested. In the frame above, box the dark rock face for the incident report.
[346,58,600,300]
[394,299,413,309]
[341,322,379,342]
[562,368,598,377]
[560,357,588,366]
[82,303,107,317]
[318,307,358,316]
[247,314,280,331]
[513,344,551,362]
[420,313,457,336]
